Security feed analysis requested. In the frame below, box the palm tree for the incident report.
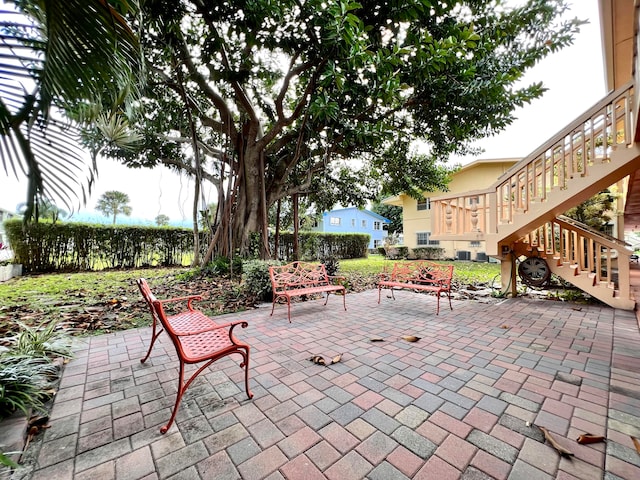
[96,190,132,224]
[16,198,67,224]
[0,0,140,221]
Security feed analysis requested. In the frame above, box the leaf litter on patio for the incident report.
[309,353,343,366]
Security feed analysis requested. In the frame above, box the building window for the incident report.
[417,198,431,211]
[470,241,481,247]
[351,218,356,227]
[330,217,341,225]
[361,219,367,228]
[373,221,381,230]
[416,232,439,246]
[374,239,382,248]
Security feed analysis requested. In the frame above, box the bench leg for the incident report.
[141,320,163,364]
[378,286,396,303]
[161,349,253,434]
[271,295,292,323]
[240,348,254,400]
[162,360,190,434]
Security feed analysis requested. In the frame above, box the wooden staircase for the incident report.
[431,82,640,310]
[514,216,635,310]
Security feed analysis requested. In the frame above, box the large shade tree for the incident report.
[94,0,582,259]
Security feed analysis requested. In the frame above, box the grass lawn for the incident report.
[340,255,501,286]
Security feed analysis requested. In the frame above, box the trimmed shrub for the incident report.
[242,259,282,302]
[276,232,369,261]
[319,255,340,276]
[411,247,445,260]
[4,219,194,273]
[384,246,409,259]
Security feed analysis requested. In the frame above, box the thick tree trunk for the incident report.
[191,177,200,267]
[292,193,299,261]
[203,133,273,259]
[274,199,281,260]
[225,145,264,257]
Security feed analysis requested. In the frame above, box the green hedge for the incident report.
[3,220,370,272]
[276,232,369,261]
[4,219,193,273]
[411,247,445,260]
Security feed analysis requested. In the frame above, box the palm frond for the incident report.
[0,0,140,220]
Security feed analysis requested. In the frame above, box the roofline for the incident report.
[457,157,520,172]
[322,207,391,223]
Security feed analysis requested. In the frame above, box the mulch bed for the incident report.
[0,271,383,339]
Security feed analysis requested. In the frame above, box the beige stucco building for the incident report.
[383,158,518,260]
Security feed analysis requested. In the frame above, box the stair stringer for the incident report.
[539,251,634,310]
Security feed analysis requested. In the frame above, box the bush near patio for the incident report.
[0,322,73,419]
[411,247,445,260]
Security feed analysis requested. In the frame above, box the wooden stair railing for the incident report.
[516,217,634,309]
[432,82,636,242]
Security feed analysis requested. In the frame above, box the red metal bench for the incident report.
[269,261,347,322]
[137,278,253,433]
[377,261,454,314]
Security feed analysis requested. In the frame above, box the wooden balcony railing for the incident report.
[523,216,632,298]
[432,82,635,239]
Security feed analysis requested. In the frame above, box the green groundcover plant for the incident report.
[0,322,73,419]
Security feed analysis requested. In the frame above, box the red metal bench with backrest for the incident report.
[137,278,253,433]
[377,261,454,314]
[269,261,347,322]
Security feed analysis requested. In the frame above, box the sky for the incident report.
[0,0,605,224]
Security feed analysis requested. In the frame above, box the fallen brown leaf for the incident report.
[538,426,574,457]
[331,354,342,364]
[631,436,640,454]
[309,355,326,365]
[28,415,49,428]
[401,335,421,342]
[576,433,605,445]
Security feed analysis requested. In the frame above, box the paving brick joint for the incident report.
[5,288,640,480]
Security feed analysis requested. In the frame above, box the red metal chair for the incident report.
[137,278,253,433]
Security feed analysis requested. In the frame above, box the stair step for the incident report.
[597,281,615,291]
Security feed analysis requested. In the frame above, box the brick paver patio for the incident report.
[18,288,640,479]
